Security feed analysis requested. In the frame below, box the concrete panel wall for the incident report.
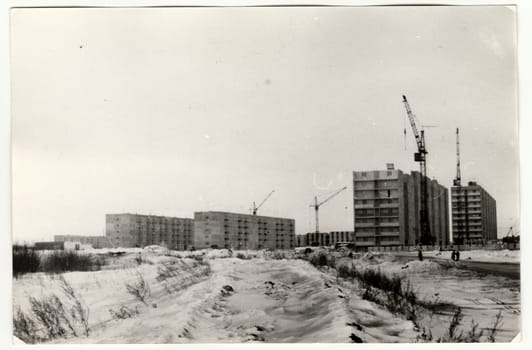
[451,183,496,243]
[354,167,449,248]
[193,211,295,250]
[106,213,193,249]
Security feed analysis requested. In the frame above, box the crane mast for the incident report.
[453,128,461,186]
[252,190,275,215]
[452,128,469,245]
[402,95,433,245]
[311,186,347,234]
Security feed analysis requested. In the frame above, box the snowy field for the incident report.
[335,251,521,341]
[12,246,520,344]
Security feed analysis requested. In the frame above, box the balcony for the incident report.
[377,222,400,227]
[355,232,376,238]
[354,204,375,209]
[379,232,400,237]
[378,203,399,209]
[355,241,376,246]
[355,222,376,228]
[379,240,401,246]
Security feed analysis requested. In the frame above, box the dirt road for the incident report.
[457,260,520,280]
[392,253,520,279]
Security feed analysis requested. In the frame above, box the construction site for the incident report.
[9,4,522,345]
[36,95,505,254]
[13,95,520,344]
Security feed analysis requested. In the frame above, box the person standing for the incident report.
[416,243,423,261]
[451,247,460,261]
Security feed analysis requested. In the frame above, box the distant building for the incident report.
[299,232,329,247]
[330,231,354,244]
[54,235,111,249]
[105,214,194,249]
[451,181,497,244]
[353,164,450,248]
[295,231,354,247]
[34,241,64,250]
[193,211,295,250]
[64,241,93,250]
[295,234,306,247]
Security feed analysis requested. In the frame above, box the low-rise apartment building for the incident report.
[193,211,295,250]
[105,213,194,249]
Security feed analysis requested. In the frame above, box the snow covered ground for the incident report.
[332,251,520,341]
[12,247,520,344]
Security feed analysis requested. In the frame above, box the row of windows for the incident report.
[221,231,291,237]
[355,198,397,205]
[356,217,399,224]
[133,220,192,224]
[356,208,399,216]
[128,231,192,236]
[357,171,394,177]
[222,237,288,242]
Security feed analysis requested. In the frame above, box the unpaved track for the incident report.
[457,260,520,279]
[183,259,416,343]
[78,258,416,343]
[393,253,520,279]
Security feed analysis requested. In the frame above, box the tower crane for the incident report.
[453,128,461,186]
[402,95,433,245]
[310,186,347,234]
[453,128,468,245]
[252,190,275,215]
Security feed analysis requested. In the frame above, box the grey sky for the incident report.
[11,6,518,242]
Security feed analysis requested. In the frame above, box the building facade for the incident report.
[193,211,295,250]
[54,235,111,249]
[451,181,497,244]
[295,231,354,247]
[330,231,355,244]
[298,232,329,247]
[353,164,449,249]
[105,213,194,249]
[295,234,306,247]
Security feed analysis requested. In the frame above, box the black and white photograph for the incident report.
[4,2,528,346]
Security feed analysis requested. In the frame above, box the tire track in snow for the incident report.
[183,259,417,343]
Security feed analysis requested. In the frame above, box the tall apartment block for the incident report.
[451,181,497,243]
[353,164,449,248]
[106,213,194,249]
[193,211,295,250]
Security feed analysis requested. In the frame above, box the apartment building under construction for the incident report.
[451,181,497,244]
[353,164,450,248]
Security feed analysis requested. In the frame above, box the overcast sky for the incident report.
[11,6,518,242]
